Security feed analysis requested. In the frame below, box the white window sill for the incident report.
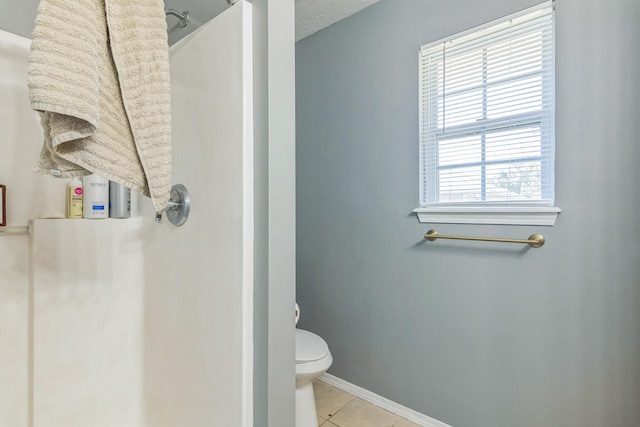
[413,206,561,226]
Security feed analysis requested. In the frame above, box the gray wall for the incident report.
[295,1,640,426]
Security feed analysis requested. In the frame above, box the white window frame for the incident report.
[413,2,560,226]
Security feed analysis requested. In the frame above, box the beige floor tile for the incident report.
[327,398,400,427]
[314,380,355,419]
[318,416,327,425]
[392,418,423,427]
[320,421,339,427]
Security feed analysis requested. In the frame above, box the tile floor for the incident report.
[313,380,422,427]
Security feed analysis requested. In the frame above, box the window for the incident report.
[415,2,560,225]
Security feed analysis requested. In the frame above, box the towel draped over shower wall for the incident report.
[28,0,172,213]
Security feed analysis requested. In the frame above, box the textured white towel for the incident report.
[28,0,172,213]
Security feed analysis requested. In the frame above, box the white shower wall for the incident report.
[140,2,254,426]
[1,31,147,424]
[0,28,66,427]
[31,219,146,427]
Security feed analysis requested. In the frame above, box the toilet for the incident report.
[295,303,333,426]
[296,329,333,427]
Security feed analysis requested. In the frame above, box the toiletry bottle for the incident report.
[109,181,131,219]
[82,174,109,219]
[130,190,138,217]
[66,178,83,219]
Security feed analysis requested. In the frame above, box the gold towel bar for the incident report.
[424,230,545,248]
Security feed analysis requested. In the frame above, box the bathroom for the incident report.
[1,1,640,427]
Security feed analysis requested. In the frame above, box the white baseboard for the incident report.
[319,373,452,427]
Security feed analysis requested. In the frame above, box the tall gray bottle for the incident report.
[109,181,131,218]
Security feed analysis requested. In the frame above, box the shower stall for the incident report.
[0,1,295,426]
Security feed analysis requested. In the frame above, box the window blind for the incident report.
[419,2,555,207]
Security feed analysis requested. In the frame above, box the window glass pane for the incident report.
[486,33,543,83]
[438,167,482,202]
[485,161,541,201]
[485,127,541,162]
[441,89,483,127]
[438,135,481,166]
[444,50,482,93]
[486,76,542,118]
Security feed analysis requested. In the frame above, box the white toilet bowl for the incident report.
[296,329,333,427]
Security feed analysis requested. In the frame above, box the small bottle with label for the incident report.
[66,178,83,219]
[82,174,109,219]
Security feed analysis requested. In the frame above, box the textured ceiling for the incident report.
[0,0,380,43]
[295,0,381,41]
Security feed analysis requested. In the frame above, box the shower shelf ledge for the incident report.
[0,226,29,236]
